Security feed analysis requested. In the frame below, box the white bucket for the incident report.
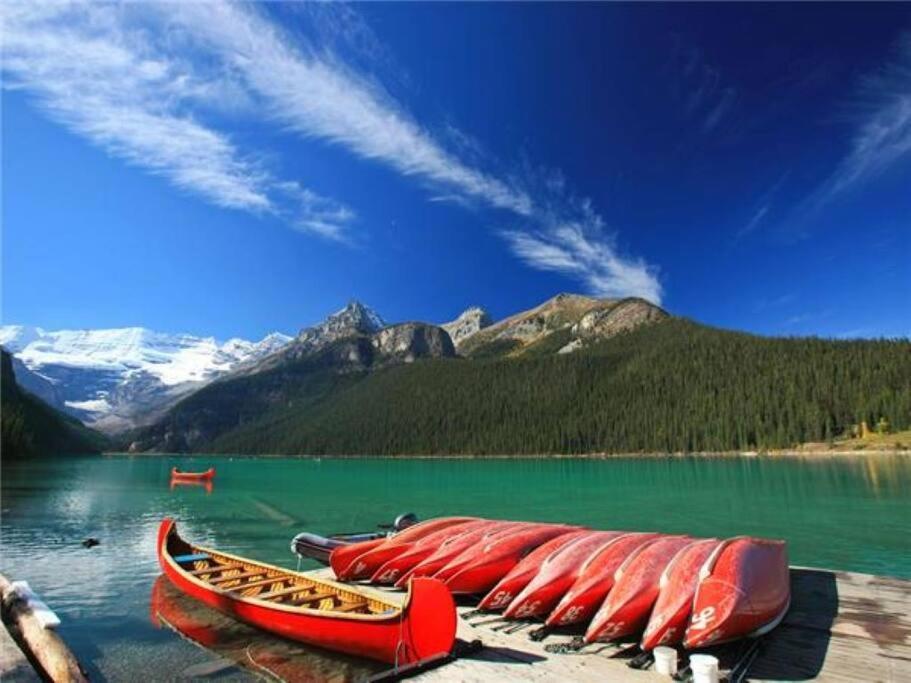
[689,654,720,683]
[653,646,677,676]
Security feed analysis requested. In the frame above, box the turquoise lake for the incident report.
[1,454,909,680]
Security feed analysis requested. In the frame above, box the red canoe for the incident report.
[641,538,722,650]
[585,536,693,643]
[332,517,477,581]
[371,520,489,585]
[684,537,790,649]
[545,532,659,628]
[443,524,579,595]
[503,531,624,619]
[171,467,215,481]
[478,530,589,611]
[400,521,517,587]
[157,518,457,665]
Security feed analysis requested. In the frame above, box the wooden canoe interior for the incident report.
[167,532,399,618]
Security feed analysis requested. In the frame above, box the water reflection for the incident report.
[169,478,213,494]
[150,576,382,681]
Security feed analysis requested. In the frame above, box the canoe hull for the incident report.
[158,519,456,665]
[641,538,722,650]
[545,532,658,628]
[171,467,215,481]
[478,531,589,612]
[503,531,623,619]
[584,536,692,643]
[684,537,790,649]
[444,526,579,595]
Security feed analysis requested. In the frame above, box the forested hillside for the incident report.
[1,350,106,458]
[141,319,909,456]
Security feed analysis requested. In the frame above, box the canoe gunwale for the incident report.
[159,519,407,622]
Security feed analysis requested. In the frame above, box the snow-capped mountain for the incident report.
[0,325,291,433]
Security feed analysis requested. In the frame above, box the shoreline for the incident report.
[102,448,911,459]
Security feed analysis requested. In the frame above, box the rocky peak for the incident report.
[296,300,386,351]
[372,323,456,364]
[442,306,492,348]
[560,298,668,353]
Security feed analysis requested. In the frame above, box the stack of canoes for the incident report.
[331,517,791,650]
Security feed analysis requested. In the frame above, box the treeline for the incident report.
[206,320,911,455]
[1,351,105,458]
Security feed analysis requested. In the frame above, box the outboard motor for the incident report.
[393,513,418,531]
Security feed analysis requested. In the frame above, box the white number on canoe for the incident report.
[488,591,512,608]
[559,605,585,624]
[689,606,716,631]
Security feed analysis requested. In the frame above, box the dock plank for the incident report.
[307,566,911,682]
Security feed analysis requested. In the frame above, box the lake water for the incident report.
[1,454,909,681]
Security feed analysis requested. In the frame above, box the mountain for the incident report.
[456,294,668,357]
[441,307,492,348]
[1,350,107,458]
[126,303,454,452]
[0,325,291,433]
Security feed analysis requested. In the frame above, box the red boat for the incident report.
[641,538,722,650]
[371,520,489,585]
[332,517,476,581]
[545,532,659,628]
[684,537,790,649]
[503,531,623,619]
[443,524,579,595]
[478,530,589,611]
[584,536,693,643]
[400,521,517,586]
[157,518,457,665]
[171,467,215,481]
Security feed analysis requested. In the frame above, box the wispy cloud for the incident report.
[156,2,661,302]
[1,2,355,241]
[809,33,911,209]
[736,172,790,240]
[669,42,739,135]
[2,2,661,299]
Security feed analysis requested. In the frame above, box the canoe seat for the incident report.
[209,569,266,585]
[189,562,242,576]
[230,576,286,591]
[288,590,335,606]
[260,585,317,601]
[173,553,211,564]
[335,601,369,613]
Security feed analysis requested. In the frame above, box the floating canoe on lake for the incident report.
[478,530,589,611]
[546,532,659,628]
[332,517,478,581]
[157,518,457,665]
[503,530,623,619]
[641,538,722,650]
[584,535,693,643]
[170,467,215,481]
[684,536,790,649]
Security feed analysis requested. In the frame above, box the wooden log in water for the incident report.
[0,574,88,683]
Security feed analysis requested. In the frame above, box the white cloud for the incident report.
[1,2,355,241]
[3,2,662,297]
[155,2,662,302]
[818,33,911,203]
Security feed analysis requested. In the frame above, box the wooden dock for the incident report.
[308,566,911,682]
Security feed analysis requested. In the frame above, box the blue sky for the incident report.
[2,2,909,341]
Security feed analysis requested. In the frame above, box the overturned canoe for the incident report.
[478,530,589,611]
[401,521,517,587]
[641,538,722,650]
[158,518,457,665]
[503,530,623,619]
[332,517,477,581]
[546,532,659,628]
[371,520,490,585]
[684,537,790,649]
[443,524,580,595]
[171,467,215,481]
[585,535,693,643]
